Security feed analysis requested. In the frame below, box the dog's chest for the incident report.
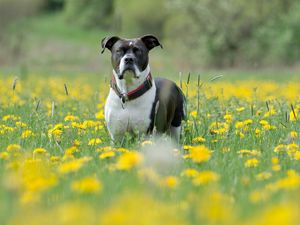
[105,86,156,138]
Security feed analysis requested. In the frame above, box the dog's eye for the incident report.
[116,49,124,54]
[133,47,141,54]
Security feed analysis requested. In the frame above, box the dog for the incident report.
[101,35,186,142]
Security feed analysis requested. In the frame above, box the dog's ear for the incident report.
[101,36,120,54]
[140,35,163,51]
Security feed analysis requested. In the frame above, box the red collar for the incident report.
[110,72,153,103]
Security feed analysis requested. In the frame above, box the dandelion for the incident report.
[99,151,115,159]
[50,156,61,162]
[224,113,233,122]
[115,151,143,170]
[6,144,21,152]
[33,148,47,154]
[181,168,199,178]
[274,144,286,153]
[188,145,212,163]
[33,148,48,159]
[73,139,81,147]
[290,109,298,121]
[255,128,261,136]
[88,138,102,146]
[245,158,259,168]
[71,176,102,194]
[161,176,179,189]
[64,114,79,121]
[236,107,245,112]
[58,157,91,174]
[192,136,206,144]
[95,111,105,119]
[48,124,63,139]
[0,152,8,159]
[15,121,27,128]
[272,157,281,171]
[290,131,298,138]
[238,149,261,157]
[190,111,198,118]
[21,130,33,138]
[192,171,219,185]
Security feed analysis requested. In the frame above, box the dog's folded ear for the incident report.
[140,35,163,51]
[101,36,120,54]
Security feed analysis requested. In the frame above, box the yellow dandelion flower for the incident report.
[48,123,63,138]
[95,111,105,119]
[33,148,47,154]
[58,157,91,174]
[99,151,115,159]
[71,176,102,194]
[236,131,245,138]
[259,120,269,126]
[224,113,233,122]
[235,121,244,129]
[189,111,198,118]
[192,136,206,144]
[183,145,192,151]
[6,144,21,152]
[238,149,261,157]
[73,139,81,147]
[255,128,261,136]
[161,176,179,189]
[236,107,245,112]
[192,171,219,185]
[97,146,114,152]
[181,168,199,177]
[188,145,212,163]
[21,130,34,138]
[88,138,102,146]
[50,156,61,162]
[64,146,78,157]
[0,152,8,159]
[64,114,79,121]
[274,144,286,153]
[245,158,259,168]
[290,109,298,121]
[244,119,253,125]
[15,121,27,127]
[115,151,143,170]
[290,131,298,138]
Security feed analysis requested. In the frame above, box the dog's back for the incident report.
[149,77,186,134]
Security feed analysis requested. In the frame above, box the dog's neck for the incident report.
[112,65,151,94]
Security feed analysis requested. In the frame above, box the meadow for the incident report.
[1,73,300,225]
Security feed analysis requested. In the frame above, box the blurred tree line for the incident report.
[1,0,300,68]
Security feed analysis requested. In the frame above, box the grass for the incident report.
[1,74,300,224]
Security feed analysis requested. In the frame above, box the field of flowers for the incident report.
[1,74,300,225]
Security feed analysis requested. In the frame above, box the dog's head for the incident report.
[101,35,162,79]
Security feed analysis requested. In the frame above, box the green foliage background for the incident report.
[0,0,300,68]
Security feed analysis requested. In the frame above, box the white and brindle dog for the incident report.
[101,35,186,142]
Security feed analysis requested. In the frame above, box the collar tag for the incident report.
[121,94,127,103]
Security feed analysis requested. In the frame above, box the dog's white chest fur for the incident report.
[104,83,156,140]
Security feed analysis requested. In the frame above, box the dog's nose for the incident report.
[124,57,134,64]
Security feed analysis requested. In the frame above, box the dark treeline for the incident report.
[1,0,300,68]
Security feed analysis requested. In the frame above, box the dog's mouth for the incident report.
[119,67,138,79]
